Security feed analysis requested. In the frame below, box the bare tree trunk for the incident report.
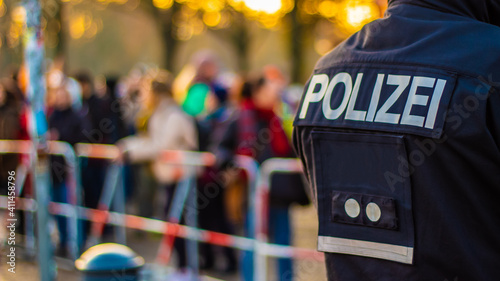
[223,13,250,73]
[233,15,250,73]
[162,2,180,72]
[148,2,180,72]
[208,12,250,74]
[55,1,67,71]
[289,3,303,83]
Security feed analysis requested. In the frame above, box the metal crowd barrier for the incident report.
[74,144,220,279]
[76,143,126,248]
[154,149,216,279]
[0,140,36,258]
[253,158,324,281]
[48,141,84,261]
[0,140,324,280]
[0,140,83,261]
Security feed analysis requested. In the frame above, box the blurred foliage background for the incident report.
[0,0,387,83]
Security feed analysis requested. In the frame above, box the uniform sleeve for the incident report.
[293,126,311,179]
[487,87,500,151]
[292,126,318,207]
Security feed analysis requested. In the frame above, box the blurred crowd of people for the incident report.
[0,50,310,281]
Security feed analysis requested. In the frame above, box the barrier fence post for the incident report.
[254,158,304,281]
[155,171,194,265]
[113,164,127,245]
[48,141,83,261]
[234,155,260,281]
[184,167,199,280]
[24,168,36,259]
[14,163,29,197]
[254,164,267,281]
[87,163,121,247]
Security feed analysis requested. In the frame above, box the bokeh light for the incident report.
[203,11,221,27]
[241,0,282,14]
[0,0,384,61]
[302,0,380,33]
[69,14,86,39]
[318,1,338,19]
[11,6,26,24]
[344,1,380,30]
[314,38,333,55]
[0,0,6,18]
[153,0,174,10]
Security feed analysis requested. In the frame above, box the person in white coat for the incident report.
[118,70,198,269]
[119,71,197,184]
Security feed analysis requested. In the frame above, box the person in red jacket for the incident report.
[219,72,309,281]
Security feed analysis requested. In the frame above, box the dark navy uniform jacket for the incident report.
[293,0,500,280]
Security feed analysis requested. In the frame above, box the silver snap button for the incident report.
[344,198,361,218]
[366,202,382,222]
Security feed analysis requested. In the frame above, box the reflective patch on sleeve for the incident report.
[318,236,414,264]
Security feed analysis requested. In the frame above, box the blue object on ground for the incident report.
[75,243,145,281]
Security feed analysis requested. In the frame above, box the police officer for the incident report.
[293,0,500,280]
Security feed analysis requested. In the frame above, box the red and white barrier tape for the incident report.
[0,140,33,154]
[159,150,216,167]
[76,143,216,167]
[0,196,323,261]
[76,143,120,159]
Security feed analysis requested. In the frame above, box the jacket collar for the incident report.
[388,0,500,27]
